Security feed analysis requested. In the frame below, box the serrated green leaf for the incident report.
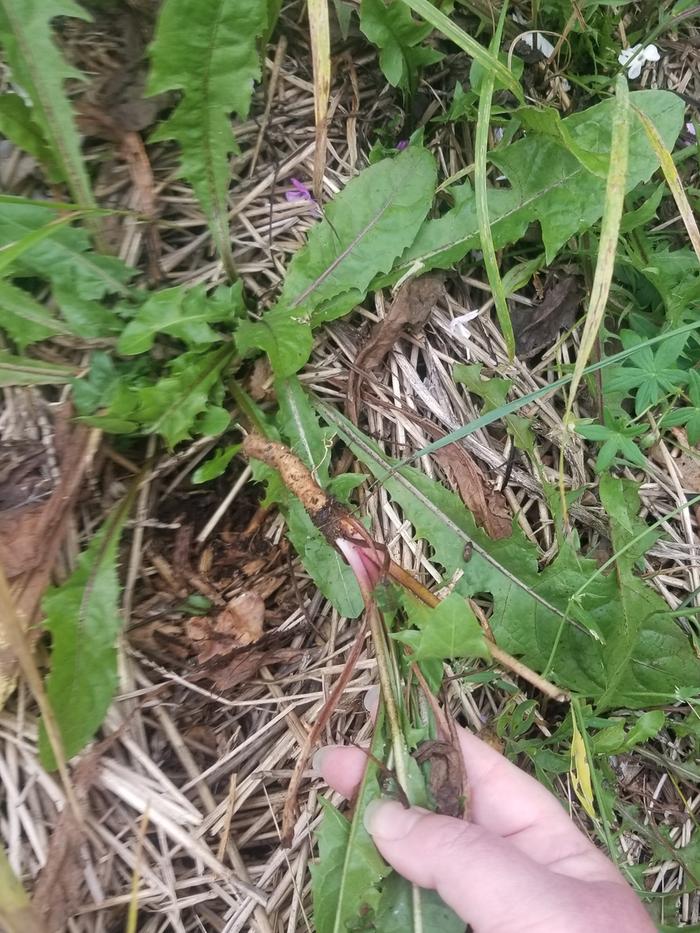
[388,90,684,278]
[322,406,700,707]
[192,444,240,483]
[39,495,133,769]
[360,0,442,95]
[236,146,437,375]
[148,0,268,278]
[312,717,389,933]
[133,346,235,447]
[0,0,96,210]
[394,591,490,661]
[0,351,75,386]
[117,283,244,355]
[0,92,61,181]
[91,345,235,446]
[0,203,133,300]
[0,279,76,349]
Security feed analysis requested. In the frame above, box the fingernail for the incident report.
[311,745,339,776]
[363,685,380,714]
[364,800,422,840]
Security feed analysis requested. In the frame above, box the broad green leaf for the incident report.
[360,0,442,95]
[0,0,96,210]
[39,494,133,769]
[148,0,268,278]
[0,351,75,386]
[0,92,61,180]
[0,280,76,349]
[276,376,363,617]
[237,146,437,375]
[117,283,244,355]
[0,203,133,300]
[394,591,490,661]
[594,710,665,755]
[322,406,700,707]
[388,90,684,277]
[312,717,389,933]
[375,873,464,933]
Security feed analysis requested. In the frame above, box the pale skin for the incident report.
[315,724,656,933]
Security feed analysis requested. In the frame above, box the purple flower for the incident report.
[395,139,409,151]
[285,178,314,203]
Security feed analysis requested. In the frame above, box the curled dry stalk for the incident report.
[241,434,568,841]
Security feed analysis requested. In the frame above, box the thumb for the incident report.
[364,800,567,930]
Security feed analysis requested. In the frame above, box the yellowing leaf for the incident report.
[570,716,596,821]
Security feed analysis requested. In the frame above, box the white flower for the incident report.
[519,31,556,59]
[618,44,660,80]
[449,309,480,350]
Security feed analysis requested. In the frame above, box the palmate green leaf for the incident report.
[275,376,363,617]
[359,0,442,95]
[0,280,78,349]
[606,329,689,415]
[0,0,96,210]
[39,493,133,770]
[236,146,437,376]
[312,714,389,933]
[117,283,244,355]
[0,351,75,386]
[386,90,684,279]
[148,0,268,279]
[322,407,700,708]
[0,93,62,181]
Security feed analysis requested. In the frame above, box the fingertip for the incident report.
[314,744,369,799]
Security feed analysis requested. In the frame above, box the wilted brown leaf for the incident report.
[356,274,445,372]
[511,275,582,359]
[674,450,700,491]
[205,646,301,691]
[434,445,512,540]
[414,739,466,818]
[187,592,266,664]
[33,749,103,932]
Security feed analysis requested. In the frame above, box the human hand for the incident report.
[315,723,655,933]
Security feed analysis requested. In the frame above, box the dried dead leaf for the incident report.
[187,592,265,664]
[414,739,466,818]
[511,275,582,359]
[205,646,301,691]
[356,274,445,371]
[434,445,512,539]
[675,450,700,491]
[33,749,103,932]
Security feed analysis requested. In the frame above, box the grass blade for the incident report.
[400,320,700,466]
[474,3,514,357]
[565,75,629,418]
[397,0,522,100]
[631,100,700,264]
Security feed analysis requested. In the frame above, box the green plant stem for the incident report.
[474,1,513,357]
